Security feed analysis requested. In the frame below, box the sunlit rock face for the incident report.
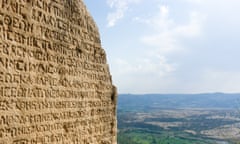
[0,0,117,143]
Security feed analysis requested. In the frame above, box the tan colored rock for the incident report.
[0,0,117,143]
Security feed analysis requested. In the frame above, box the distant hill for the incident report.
[118,93,240,110]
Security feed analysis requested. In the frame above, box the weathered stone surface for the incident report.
[0,0,117,143]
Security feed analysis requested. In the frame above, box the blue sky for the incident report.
[84,0,240,94]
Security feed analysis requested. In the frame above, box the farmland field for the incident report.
[117,94,240,144]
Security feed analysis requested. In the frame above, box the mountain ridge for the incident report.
[118,93,240,110]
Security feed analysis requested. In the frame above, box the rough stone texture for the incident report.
[0,0,117,143]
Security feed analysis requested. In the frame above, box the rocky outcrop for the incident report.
[0,0,117,143]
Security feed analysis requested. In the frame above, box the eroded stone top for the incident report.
[0,0,117,143]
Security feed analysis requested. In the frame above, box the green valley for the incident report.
[117,94,240,144]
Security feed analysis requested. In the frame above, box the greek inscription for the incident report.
[0,0,117,143]
[0,12,33,32]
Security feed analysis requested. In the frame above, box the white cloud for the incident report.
[140,5,205,54]
[112,3,206,93]
[106,0,141,27]
[114,56,175,76]
[175,12,204,37]
[142,32,177,54]
[112,56,176,93]
[108,3,206,93]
